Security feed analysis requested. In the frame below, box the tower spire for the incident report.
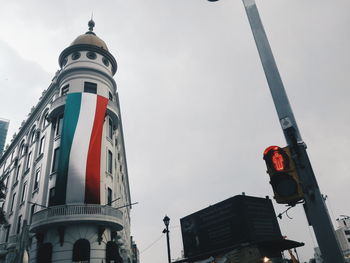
[88,17,95,33]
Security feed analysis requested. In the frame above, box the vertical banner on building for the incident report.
[55,92,108,205]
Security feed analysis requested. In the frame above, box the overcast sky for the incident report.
[1,0,349,262]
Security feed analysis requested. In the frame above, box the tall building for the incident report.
[0,20,133,263]
[0,119,9,158]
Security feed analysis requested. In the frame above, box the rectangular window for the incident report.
[15,165,21,182]
[30,205,35,224]
[5,225,10,242]
[108,118,113,139]
[52,147,60,173]
[345,230,350,235]
[48,187,55,207]
[56,115,64,136]
[26,152,32,170]
[107,150,113,174]
[21,182,27,203]
[61,84,69,96]
[109,92,113,101]
[107,188,112,206]
[84,82,97,94]
[16,215,22,234]
[34,169,41,190]
[10,193,16,212]
[38,136,45,155]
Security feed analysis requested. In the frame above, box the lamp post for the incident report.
[163,215,171,263]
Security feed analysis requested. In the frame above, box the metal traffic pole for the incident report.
[241,0,344,262]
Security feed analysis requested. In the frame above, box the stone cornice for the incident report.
[56,66,117,92]
[0,76,59,164]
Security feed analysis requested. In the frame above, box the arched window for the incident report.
[106,241,123,263]
[72,239,90,262]
[19,140,26,156]
[43,112,48,128]
[30,126,37,143]
[41,109,49,129]
[37,243,52,263]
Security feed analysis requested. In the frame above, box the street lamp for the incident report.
[163,215,171,263]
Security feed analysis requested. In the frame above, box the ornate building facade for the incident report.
[0,20,133,263]
[0,119,9,158]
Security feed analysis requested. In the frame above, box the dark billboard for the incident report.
[180,195,282,258]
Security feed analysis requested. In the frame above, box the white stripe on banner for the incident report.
[66,93,97,203]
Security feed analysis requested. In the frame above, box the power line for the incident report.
[140,234,164,254]
[139,225,180,254]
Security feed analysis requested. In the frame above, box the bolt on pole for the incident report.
[242,0,344,262]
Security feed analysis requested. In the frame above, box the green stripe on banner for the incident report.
[54,93,82,205]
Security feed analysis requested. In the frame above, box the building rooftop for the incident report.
[70,19,108,51]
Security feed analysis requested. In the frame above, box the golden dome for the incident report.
[70,33,108,51]
[70,20,108,50]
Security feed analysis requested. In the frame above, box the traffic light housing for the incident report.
[263,146,303,205]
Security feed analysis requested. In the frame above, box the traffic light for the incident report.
[263,146,303,205]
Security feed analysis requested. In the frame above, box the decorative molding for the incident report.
[0,79,58,164]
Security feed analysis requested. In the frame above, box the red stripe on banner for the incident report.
[85,95,108,204]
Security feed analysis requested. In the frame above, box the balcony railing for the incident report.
[30,204,123,233]
[47,95,66,120]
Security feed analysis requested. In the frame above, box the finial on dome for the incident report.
[88,18,95,32]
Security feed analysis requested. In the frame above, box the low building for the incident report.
[313,216,350,263]
[336,216,350,262]
[176,195,303,263]
[131,236,140,263]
